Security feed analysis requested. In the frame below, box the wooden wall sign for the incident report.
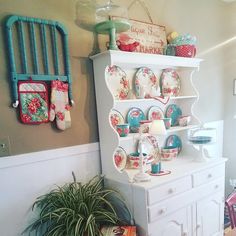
[115,18,167,54]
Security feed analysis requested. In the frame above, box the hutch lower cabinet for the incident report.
[107,159,225,236]
[91,50,225,236]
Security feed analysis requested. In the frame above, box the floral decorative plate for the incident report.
[148,106,164,121]
[165,135,182,154]
[134,67,160,98]
[113,146,127,172]
[109,109,124,128]
[140,136,159,164]
[160,68,181,97]
[105,65,130,100]
[127,107,146,133]
[165,104,182,126]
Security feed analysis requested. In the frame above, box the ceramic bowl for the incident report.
[161,147,178,161]
[175,44,196,58]
[161,152,177,161]
[116,123,129,137]
[161,146,179,153]
[162,118,172,129]
[178,115,191,127]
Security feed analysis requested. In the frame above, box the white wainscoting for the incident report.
[0,143,101,236]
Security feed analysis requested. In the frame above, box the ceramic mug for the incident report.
[151,162,161,174]
[175,44,196,58]
[116,123,129,137]
[128,152,148,169]
[161,118,172,129]
[163,44,176,56]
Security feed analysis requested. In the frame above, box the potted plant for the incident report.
[23,174,131,236]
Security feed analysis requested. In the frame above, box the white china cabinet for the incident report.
[91,50,225,236]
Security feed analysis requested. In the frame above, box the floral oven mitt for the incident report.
[49,80,71,130]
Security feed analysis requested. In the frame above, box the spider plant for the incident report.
[23,174,131,236]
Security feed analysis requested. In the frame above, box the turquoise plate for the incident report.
[165,135,182,154]
[165,104,182,126]
[127,107,146,133]
[189,136,212,144]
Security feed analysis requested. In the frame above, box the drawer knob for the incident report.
[207,173,212,178]
[168,188,175,194]
[196,223,201,229]
[159,208,166,214]
[215,184,219,189]
[182,232,187,236]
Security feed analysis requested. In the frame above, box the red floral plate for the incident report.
[109,109,124,128]
[148,106,164,121]
[113,146,127,172]
[105,65,130,100]
[160,68,181,97]
[134,67,160,98]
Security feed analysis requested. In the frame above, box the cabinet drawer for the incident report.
[192,164,225,187]
[148,177,224,223]
[147,176,192,205]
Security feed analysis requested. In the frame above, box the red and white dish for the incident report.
[147,170,171,176]
[109,109,124,128]
[148,106,164,121]
[105,65,130,100]
[134,67,160,98]
[160,68,181,97]
[113,146,127,172]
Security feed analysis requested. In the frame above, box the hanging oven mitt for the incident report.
[18,80,49,124]
[49,80,71,130]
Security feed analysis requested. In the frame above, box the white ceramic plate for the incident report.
[160,68,181,97]
[134,67,160,98]
[105,65,130,100]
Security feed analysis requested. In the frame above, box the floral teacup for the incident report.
[116,123,130,137]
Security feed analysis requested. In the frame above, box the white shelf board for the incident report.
[90,50,203,69]
[167,124,199,133]
[118,125,199,142]
[114,95,198,104]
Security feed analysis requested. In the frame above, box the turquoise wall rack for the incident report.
[5,15,74,107]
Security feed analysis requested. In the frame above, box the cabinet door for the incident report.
[196,192,224,236]
[150,206,191,236]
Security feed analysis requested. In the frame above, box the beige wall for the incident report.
[221,2,236,194]
[0,0,230,157]
[0,0,99,155]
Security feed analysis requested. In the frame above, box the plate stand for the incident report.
[95,20,130,50]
